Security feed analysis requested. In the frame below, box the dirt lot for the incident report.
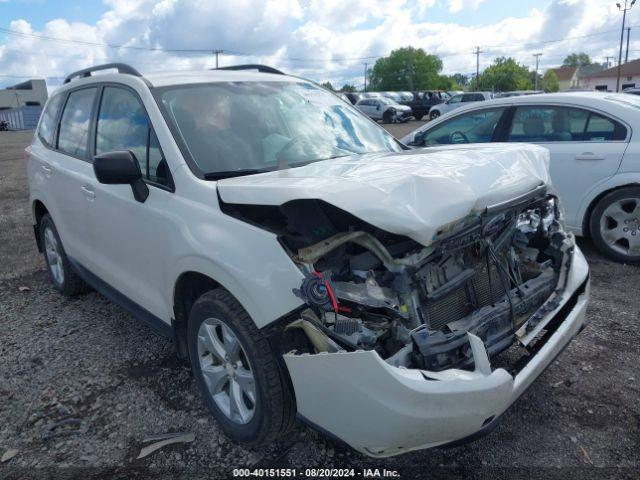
[1,127,639,479]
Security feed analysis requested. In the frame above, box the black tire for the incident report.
[429,110,440,121]
[187,289,295,445]
[589,186,640,263]
[382,110,394,124]
[414,114,423,121]
[39,214,91,296]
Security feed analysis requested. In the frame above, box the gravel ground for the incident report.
[1,128,639,479]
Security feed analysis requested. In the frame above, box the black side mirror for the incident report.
[93,150,149,203]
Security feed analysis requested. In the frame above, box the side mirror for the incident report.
[376,104,381,110]
[409,133,425,147]
[93,150,149,203]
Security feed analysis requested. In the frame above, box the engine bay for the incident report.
[222,188,574,372]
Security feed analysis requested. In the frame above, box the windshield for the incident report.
[158,81,401,177]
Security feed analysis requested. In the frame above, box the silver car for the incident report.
[428,91,493,120]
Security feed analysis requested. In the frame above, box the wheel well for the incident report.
[33,200,49,252]
[582,183,640,237]
[172,272,220,360]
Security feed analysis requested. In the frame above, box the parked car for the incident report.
[622,87,640,96]
[401,90,448,120]
[0,120,9,131]
[356,97,412,123]
[342,92,361,105]
[401,91,640,263]
[28,63,589,458]
[428,91,493,120]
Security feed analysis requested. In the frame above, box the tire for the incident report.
[39,214,91,296]
[429,110,440,121]
[382,110,394,124]
[589,186,640,263]
[187,289,295,445]
[414,114,423,121]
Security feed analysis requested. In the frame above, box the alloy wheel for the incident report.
[599,197,640,257]
[44,226,64,285]
[197,318,256,425]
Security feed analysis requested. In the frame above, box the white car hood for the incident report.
[217,143,551,246]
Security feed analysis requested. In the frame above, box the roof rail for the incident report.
[214,64,285,75]
[63,63,143,84]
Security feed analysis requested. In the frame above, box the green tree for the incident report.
[340,84,356,92]
[540,70,559,92]
[320,81,335,91]
[471,57,533,92]
[562,53,593,67]
[368,47,444,91]
[451,73,469,87]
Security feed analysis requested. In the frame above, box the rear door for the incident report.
[85,85,175,319]
[32,87,98,265]
[505,104,629,228]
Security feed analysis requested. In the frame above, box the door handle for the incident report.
[41,164,53,176]
[81,185,95,201]
[575,153,605,161]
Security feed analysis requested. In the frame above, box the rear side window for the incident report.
[38,94,63,147]
[584,113,627,141]
[96,87,171,187]
[57,88,97,158]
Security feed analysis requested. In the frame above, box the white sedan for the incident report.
[356,97,412,123]
[401,92,640,263]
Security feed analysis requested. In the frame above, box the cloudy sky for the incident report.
[1,0,640,89]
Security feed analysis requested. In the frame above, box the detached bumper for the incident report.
[283,247,590,458]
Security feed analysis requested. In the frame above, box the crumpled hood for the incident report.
[217,143,551,246]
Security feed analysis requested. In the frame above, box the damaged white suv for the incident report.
[28,63,590,457]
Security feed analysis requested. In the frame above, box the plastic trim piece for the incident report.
[64,63,143,84]
[214,64,285,75]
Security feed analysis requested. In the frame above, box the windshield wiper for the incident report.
[203,168,271,180]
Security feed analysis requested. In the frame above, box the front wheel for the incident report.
[39,214,90,296]
[429,110,440,121]
[589,187,640,263]
[188,289,295,445]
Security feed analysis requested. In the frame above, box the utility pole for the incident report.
[474,46,483,90]
[213,49,223,69]
[363,63,368,92]
[626,27,631,63]
[605,55,615,68]
[533,53,542,90]
[616,0,636,92]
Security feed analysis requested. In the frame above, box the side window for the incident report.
[38,94,63,147]
[507,106,589,142]
[57,88,97,158]
[449,95,462,104]
[96,87,171,187]
[584,113,627,141]
[421,108,506,146]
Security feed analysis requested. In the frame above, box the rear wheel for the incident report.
[589,187,640,263]
[429,110,440,121]
[39,214,90,296]
[382,110,394,124]
[187,289,295,445]
[414,113,423,121]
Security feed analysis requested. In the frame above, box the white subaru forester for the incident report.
[27,63,590,457]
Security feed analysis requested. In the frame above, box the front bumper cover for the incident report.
[283,247,590,457]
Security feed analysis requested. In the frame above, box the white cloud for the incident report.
[0,0,637,89]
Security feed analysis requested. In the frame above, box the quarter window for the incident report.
[96,87,171,187]
[57,88,97,158]
[38,94,63,147]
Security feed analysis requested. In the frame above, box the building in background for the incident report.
[581,59,640,92]
[547,66,579,91]
[0,79,48,130]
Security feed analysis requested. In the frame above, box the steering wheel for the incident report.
[449,130,470,144]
